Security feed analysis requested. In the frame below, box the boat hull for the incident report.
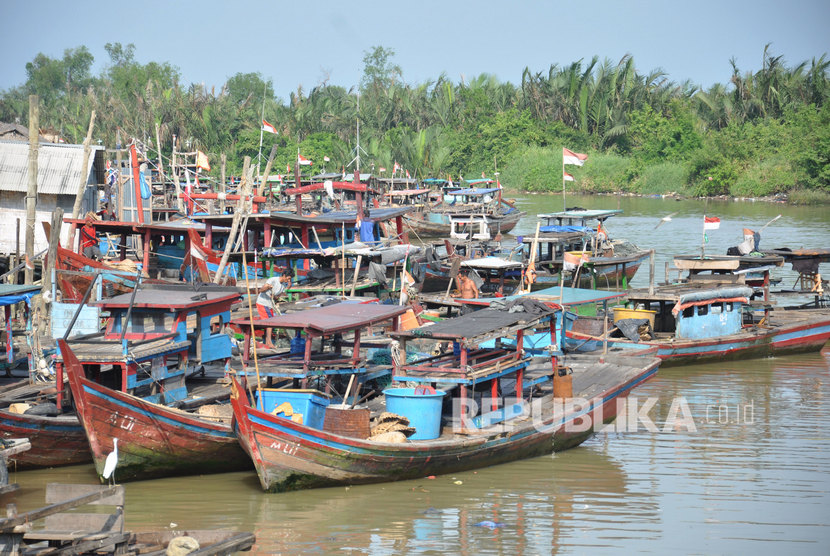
[572,310,830,365]
[64,353,251,482]
[231,356,659,492]
[0,410,89,469]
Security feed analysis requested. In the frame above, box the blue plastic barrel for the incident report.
[384,387,445,440]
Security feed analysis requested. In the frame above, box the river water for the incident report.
[8,194,830,554]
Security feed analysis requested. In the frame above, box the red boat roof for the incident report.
[233,303,407,333]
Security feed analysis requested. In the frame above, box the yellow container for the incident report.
[613,307,656,328]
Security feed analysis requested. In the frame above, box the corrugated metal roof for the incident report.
[0,140,103,195]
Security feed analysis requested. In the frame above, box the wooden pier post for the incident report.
[25,95,39,285]
[71,110,96,219]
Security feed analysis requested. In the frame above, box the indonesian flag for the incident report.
[286,163,291,172]
[196,151,211,171]
[393,161,401,173]
[298,154,312,166]
[406,170,411,179]
[323,155,330,162]
[261,119,278,134]
[378,167,386,173]
[482,172,486,178]
[497,179,502,189]
[563,171,575,182]
[448,177,454,188]
[703,216,721,230]
[563,147,588,166]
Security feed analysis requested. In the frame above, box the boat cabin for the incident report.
[390,301,559,430]
[231,302,408,394]
[55,285,240,407]
[538,209,622,229]
[614,285,753,341]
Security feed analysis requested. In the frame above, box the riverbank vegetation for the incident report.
[1,44,827,201]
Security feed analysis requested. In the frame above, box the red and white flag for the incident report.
[393,162,401,173]
[298,154,312,166]
[261,119,278,134]
[323,155,330,162]
[563,171,575,182]
[563,147,588,166]
[481,172,486,178]
[703,216,721,230]
[406,170,411,179]
[378,167,386,173]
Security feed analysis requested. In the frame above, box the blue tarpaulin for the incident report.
[0,285,40,307]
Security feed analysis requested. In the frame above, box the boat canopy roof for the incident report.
[91,286,240,310]
[232,302,407,334]
[383,188,431,196]
[447,187,500,196]
[538,209,623,221]
[539,225,593,233]
[623,284,753,304]
[194,206,413,228]
[462,286,626,308]
[392,302,553,344]
[460,257,523,270]
[0,284,40,306]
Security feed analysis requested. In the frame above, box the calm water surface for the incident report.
[7,195,830,554]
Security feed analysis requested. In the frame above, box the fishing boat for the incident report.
[1,283,243,474]
[569,282,830,365]
[230,301,659,492]
[403,187,525,238]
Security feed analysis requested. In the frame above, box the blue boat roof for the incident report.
[539,225,593,233]
[461,286,626,307]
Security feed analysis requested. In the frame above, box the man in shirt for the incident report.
[256,272,292,348]
[80,214,101,260]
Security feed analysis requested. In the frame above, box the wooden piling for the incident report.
[25,95,38,285]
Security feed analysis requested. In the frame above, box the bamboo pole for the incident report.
[172,135,184,213]
[71,110,96,219]
[220,153,227,214]
[213,157,251,283]
[25,95,38,285]
[259,144,277,199]
[115,129,124,220]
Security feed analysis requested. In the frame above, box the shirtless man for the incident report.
[455,271,479,299]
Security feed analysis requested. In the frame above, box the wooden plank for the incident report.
[44,484,124,506]
[23,532,130,555]
[0,485,121,531]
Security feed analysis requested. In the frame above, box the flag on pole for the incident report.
[298,154,312,166]
[482,172,486,178]
[378,167,386,173]
[563,171,575,182]
[393,162,401,173]
[563,147,588,166]
[196,151,211,171]
[703,216,721,230]
[261,119,278,134]
[406,170,411,179]
[286,163,291,172]
[323,155,330,162]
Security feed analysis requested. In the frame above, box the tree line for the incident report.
[1,43,828,201]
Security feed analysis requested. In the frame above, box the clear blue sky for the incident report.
[2,0,828,101]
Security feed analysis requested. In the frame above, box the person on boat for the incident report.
[256,271,292,348]
[455,271,479,299]
[80,213,101,260]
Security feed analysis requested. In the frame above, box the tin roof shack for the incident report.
[0,139,104,255]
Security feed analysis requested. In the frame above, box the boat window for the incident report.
[210,315,224,335]
[726,302,733,312]
[698,305,709,316]
[711,303,723,314]
[683,306,695,318]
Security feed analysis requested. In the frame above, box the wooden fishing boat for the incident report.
[230,302,659,492]
[403,187,525,238]
[0,284,241,472]
[61,339,251,482]
[569,283,830,365]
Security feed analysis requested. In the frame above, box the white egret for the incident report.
[654,212,678,229]
[102,438,118,485]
